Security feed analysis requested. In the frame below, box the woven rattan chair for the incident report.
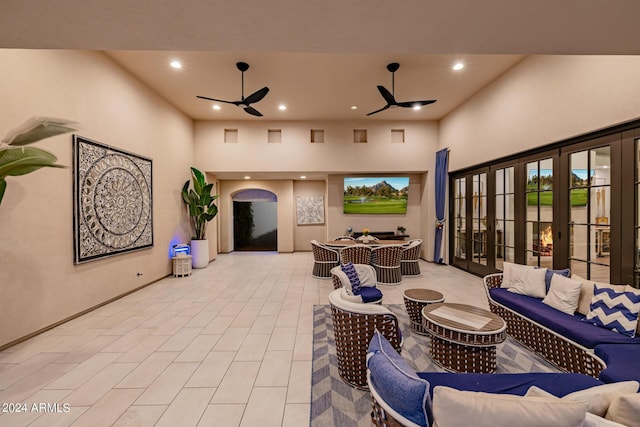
[311,240,339,279]
[401,239,423,277]
[333,235,355,241]
[340,244,373,265]
[329,288,402,389]
[371,245,403,285]
[331,263,378,290]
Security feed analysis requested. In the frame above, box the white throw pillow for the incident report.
[525,381,639,417]
[584,412,628,427]
[432,386,588,427]
[507,267,548,298]
[542,274,584,315]
[606,392,640,427]
[501,262,535,288]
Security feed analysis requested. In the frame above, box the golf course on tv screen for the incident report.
[344,177,409,214]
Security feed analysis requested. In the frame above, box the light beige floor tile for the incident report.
[54,335,121,364]
[292,334,313,361]
[230,310,260,328]
[248,315,278,334]
[112,405,166,427]
[184,310,219,328]
[156,327,201,352]
[0,389,71,426]
[186,351,235,388]
[282,403,311,427]
[44,352,123,390]
[115,351,178,389]
[67,388,143,427]
[212,328,249,352]
[175,334,221,362]
[255,350,292,387]
[100,329,154,353]
[287,361,312,403]
[135,362,199,405]
[116,334,170,363]
[239,387,287,427]
[201,315,235,335]
[28,405,89,427]
[155,387,215,427]
[0,353,65,389]
[267,327,297,351]
[234,334,271,361]
[0,362,76,402]
[65,363,137,406]
[198,403,245,427]
[211,361,260,404]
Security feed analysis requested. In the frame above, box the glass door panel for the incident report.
[526,158,554,268]
[472,173,487,266]
[453,177,466,259]
[494,167,515,270]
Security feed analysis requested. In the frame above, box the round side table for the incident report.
[403,288,445,335]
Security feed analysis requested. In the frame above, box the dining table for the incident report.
[324,239,409,248]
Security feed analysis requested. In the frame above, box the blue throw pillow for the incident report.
[544,268,570,293]
[367,331,431,426]
[582,284,640,337]
[359,286,383,303]
[341,262,361,294]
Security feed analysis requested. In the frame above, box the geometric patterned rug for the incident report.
[310,304,559,427]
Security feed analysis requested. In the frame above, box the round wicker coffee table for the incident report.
[403,289,445,335]
[422,302,506,373]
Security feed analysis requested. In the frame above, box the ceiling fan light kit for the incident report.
[197,62,270,117]
[367,62,437,116]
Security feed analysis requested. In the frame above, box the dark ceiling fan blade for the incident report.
[244,106,263,117]
[377,86,396,105]
[196,95,239,105]
[243,87,270,105]
[366,105,390,116]
[397,99,437,108]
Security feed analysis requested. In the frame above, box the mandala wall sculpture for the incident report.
[296,196,325,225]
[73,136,153,263]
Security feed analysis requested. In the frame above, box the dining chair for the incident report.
[401,239,423,277]
[340,244,373,265]
[371,245,404,285]
[310,240,340,279]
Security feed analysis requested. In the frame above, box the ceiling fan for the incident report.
[367,62,437,116]
[197,62,269,117]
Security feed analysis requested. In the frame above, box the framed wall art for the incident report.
[73,135,153,263]
[296,196,325,225]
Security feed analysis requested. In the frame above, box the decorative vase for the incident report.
[190,239,209,268]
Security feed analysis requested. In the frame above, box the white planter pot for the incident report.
[190,239,209,269]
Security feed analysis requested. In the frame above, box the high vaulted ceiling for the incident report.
[3,0,640,121]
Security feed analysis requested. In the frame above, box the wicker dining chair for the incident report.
[333,235,356,241]
[371,245,404,285]
[328,288,402,389]
[340,244,373,265]
[310,240,339,279]
[401,239,423,277]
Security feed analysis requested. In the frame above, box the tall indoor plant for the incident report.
[0,116,76,206]
[182,167,218,268]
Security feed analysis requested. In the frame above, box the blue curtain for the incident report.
[433,149,449,263]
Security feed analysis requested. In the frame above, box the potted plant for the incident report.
[397,225,406,236]
[0,116,77,206]
[182,167,218,268]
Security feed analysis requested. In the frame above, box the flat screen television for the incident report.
[343,177,409,214]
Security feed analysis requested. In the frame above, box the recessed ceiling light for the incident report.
[212,105,221,110]
[300,175,307,179]
[244,176,251,179]
[413,105,422,111]
[453,62,464,71]
[170,60,182,69]
[278,104,287,111]
[350,106,358,110]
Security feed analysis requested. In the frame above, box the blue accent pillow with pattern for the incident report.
[341,262,361,294]
[582,284,640,337]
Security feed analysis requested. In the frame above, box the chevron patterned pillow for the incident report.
[582,284,640,338]
[340,262,362,294]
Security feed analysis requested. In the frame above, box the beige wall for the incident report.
[0,50,194,347]
[293,180,328,250]
[440,55,640,172]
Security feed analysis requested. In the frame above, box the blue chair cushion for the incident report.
[341,262,361,293]
[416,372,603,397]
[582,284,640,338]
[490,288,640,348]
[367,331,431,426]
[595,344,640,383]
[358,286,383,303]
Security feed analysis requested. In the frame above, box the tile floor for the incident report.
[0,252,484,427]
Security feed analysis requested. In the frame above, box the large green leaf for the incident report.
[3,117,77,147]
[0,146,65,179]
[0,178,6,205]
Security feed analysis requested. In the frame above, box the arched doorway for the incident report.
[232,189,278,251]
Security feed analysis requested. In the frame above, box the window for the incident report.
[495,167,515,270]
[453,177,466,259]
[525,158,554,268]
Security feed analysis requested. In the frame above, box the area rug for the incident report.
[310,304,559,427]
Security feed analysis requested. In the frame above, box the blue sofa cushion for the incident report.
[490,288,640,348]
[582,284,640,338]
[416,372,603,397]
[545,268,571,293]
[595,344,640,384]
[367,331,431,426]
